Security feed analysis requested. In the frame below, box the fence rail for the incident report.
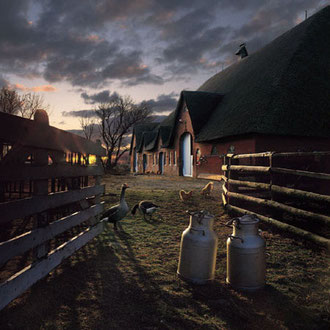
[0,111,106,310]
[222,151,330,249]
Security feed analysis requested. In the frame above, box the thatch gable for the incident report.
[130,123,159,153]
[160,90,223,148]
[184,91,223,135]
[143,130,159,151]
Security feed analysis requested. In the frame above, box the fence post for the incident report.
[33,110,50,259]
[269,152,274,201]
[0,143,4,201]
[88,140,103,225]
[222,155,229,206]
[227,153,238,206]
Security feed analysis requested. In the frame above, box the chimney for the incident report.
[235,43,248,59]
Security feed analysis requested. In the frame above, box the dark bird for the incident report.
[131,200,159,221]
[102,183,129,230]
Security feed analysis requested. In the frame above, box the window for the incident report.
[153,154,155,165]
[164,152,167,165]
[169,151,171,165]
[174,151,177,165]
[228,145,235,153]
[211,145,219,155]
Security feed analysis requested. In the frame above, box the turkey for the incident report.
[102,183,129,230]
[131,200,159,221]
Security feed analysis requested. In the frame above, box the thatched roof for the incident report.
[196,5,330,142]
[131,6,330,153]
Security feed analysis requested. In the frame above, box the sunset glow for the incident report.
[0,1,327,132]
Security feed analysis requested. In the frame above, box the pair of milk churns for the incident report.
[177,212,266,290]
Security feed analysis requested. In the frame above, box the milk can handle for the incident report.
[186,210,204,224]
[225,218,241,229]
[229,234,244,243]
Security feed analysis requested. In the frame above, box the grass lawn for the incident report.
[0,174,329,329]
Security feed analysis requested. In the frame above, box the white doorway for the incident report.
[181,133,193,177]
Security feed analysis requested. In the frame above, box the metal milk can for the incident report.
[226,214,265,290]
[177,210,218,284]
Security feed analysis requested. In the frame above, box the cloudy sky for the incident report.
[0,0,328,130]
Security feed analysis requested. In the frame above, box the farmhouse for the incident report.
[130,6,330,178]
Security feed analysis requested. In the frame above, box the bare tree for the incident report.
[0,87,21,115]
[96,95,151,169]
[18,92,50,119]
[79,115,95,140]
[0,87,49,119]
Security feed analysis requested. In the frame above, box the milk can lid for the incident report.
[238,214,259,225]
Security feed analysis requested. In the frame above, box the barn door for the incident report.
[159,152,164,174]
[133,148,137,172]
[181,133,193,177]
[143,154,147,173]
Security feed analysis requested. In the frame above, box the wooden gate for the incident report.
[221,151,330,249]
[0,111,106,310]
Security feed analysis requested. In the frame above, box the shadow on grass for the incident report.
[188,281,329,330]
[0,223,328,330]
[0,228,201,329]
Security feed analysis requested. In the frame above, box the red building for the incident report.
[130,6,330,178]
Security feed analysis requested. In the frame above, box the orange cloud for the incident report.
[13,84,56,92]
[86,34,103,42]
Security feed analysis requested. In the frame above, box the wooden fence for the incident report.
[221,151,330,249]
[0,111,106,310]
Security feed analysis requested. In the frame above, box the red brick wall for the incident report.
[195,135,257,177]
[130,111,330,178]
[255,135,330,152]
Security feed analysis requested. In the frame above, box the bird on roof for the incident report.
[131,200,159,221]
[102,183,129,230]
